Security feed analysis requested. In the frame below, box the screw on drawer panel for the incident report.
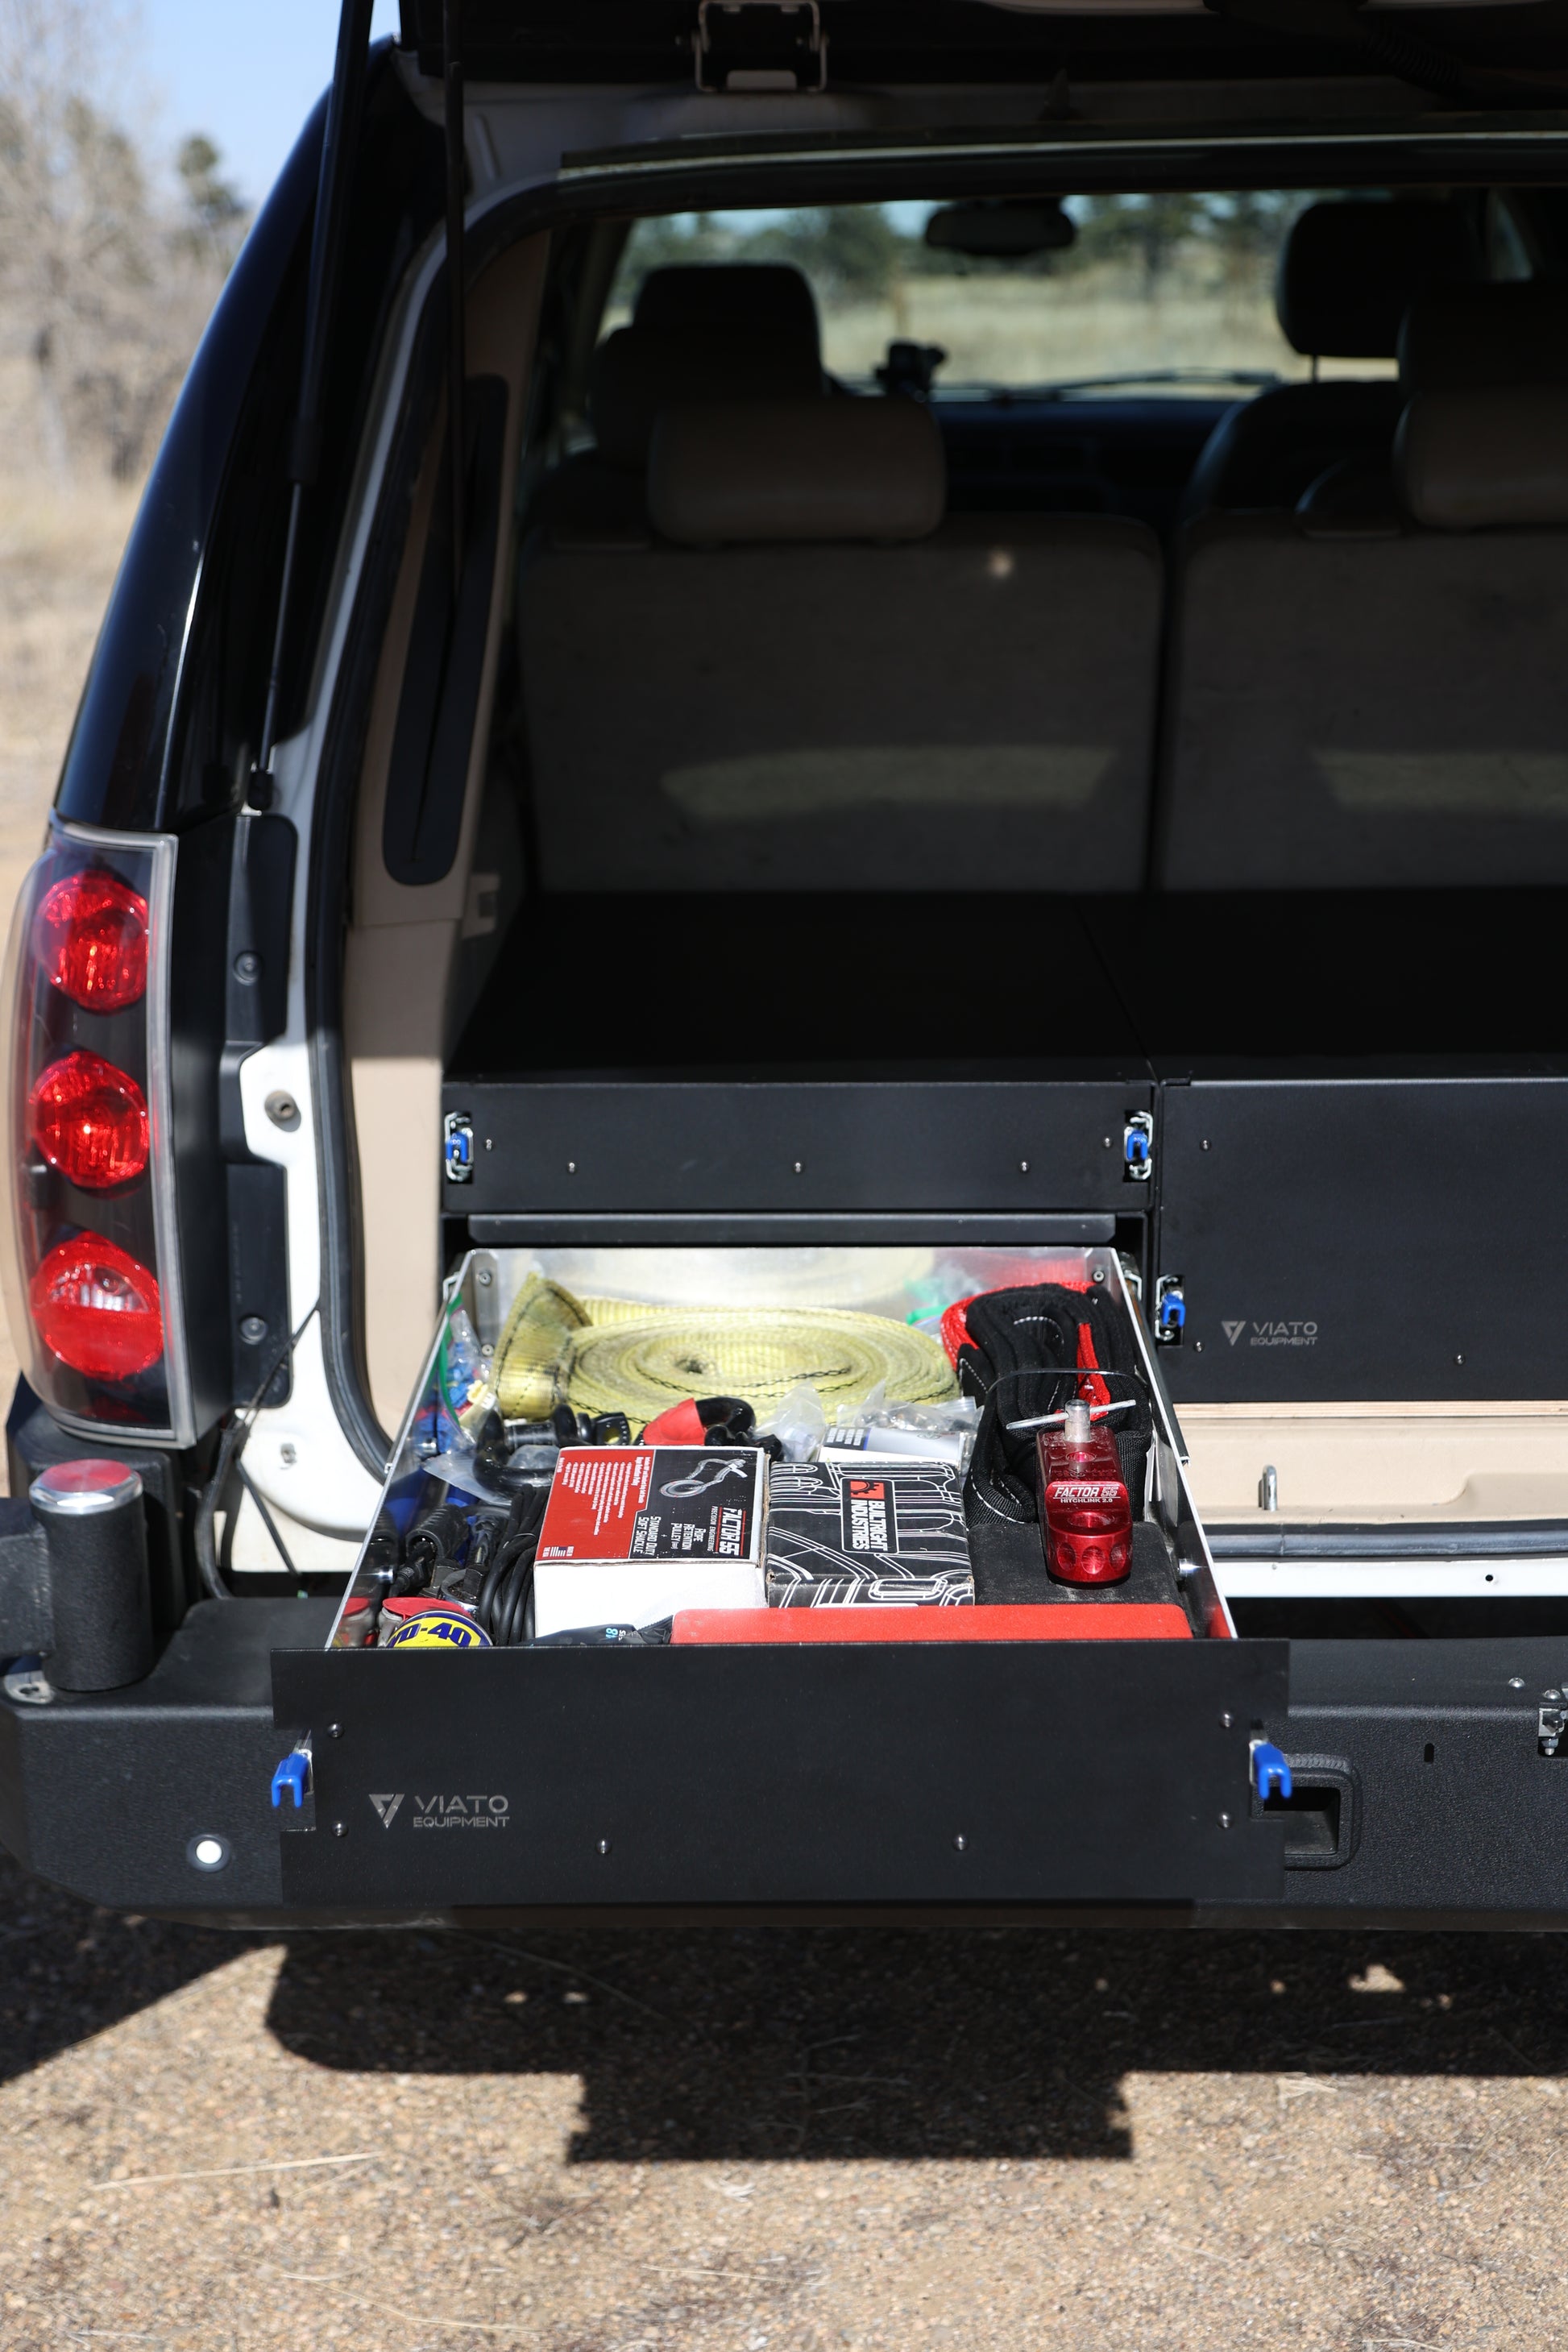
[1018,1159,1029,1173]
[597,1839,612,1856]
[1217,1813,1233,1829]
[233,952,260,983]
[333,1822,347,1837]
[1219,1712,1234,1729]
[328,1724,342,1740]
[239,1315,267,1346]
[265,1091,301,1130]
[1510,1677,1526,1689]
[953,1835,967,1852]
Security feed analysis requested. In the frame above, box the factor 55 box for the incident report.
[533,1447,765,1636]
[765,1460,973,1607]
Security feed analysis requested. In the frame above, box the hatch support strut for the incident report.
[255,0,375,786]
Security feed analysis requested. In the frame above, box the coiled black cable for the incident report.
[475,1484,547,1645]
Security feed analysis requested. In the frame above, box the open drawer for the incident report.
[270,1245,1288,1911]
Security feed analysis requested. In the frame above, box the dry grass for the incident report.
[0,473,137,855]
[819,270,1392,391]
[607,261,1396,395]
[0,459,139,1441]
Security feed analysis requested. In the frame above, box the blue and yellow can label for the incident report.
[384,1607,492,1652]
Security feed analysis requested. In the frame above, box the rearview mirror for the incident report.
[924,199,1077,259]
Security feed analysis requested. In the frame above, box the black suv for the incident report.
[5,0,1568,1928]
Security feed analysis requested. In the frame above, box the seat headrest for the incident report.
[633,263,821,360]
[649,398,947,547]
[590,324,823,471]
[1400,281,1568,394]
[1396,385,1568,530]
[1276,201,1483,360]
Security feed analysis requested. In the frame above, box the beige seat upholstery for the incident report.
[541,263,825,538]
[520,396,1164,894]
[1159,286,1568,890]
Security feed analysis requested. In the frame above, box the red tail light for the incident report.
[4,829,189,1439]
[30,1234,164,1380]
[28,1052,149,1190]
[33,868,148,1013]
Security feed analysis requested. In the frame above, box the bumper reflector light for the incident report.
[28,1052,149,1190]
[30,1234,164,1379]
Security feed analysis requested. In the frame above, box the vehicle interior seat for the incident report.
[539,262,826,537]
[1159,283,1568,890]
[1296,278,1568,524]
[1180,199,1483,518]
[518,395,1164,892]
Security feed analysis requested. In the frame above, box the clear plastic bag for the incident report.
[820,1387,981,1469]
[761,1382,981,1466]
[757,1382,828,1462]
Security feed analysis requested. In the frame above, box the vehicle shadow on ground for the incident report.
[3,1852,1566,2160]
[272,1916,1568,2162]
[0,1854,251,2087]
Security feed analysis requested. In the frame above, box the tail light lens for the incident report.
[31,1234,164,1380]
[33,869,148,1012]
[2,827,189,1441]
[29,1052,149,1190]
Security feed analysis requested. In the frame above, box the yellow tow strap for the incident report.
[483,1276,956,1424]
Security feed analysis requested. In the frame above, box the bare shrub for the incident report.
[0,0,246,483]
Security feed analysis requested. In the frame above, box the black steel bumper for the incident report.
[2,1602,1567,1927]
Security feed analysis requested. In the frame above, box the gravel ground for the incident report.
[0,1852,1564,2350]
[2,478,1565,2352]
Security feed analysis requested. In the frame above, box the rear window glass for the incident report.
[608,193,1421,400]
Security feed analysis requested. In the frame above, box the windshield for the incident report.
[607,193,1483,399]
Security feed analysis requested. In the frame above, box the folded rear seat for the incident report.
[520,396,1163,893]
[1159,284,1568,890]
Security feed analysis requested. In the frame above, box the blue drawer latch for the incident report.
[1251,1740,1293,1802]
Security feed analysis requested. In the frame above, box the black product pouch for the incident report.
[957,1283,1136,1400]
[960,1284,1154,1528]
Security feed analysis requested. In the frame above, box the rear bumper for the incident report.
[2,1603,1566,1927]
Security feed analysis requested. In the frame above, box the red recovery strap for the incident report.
[1076,1320,1112,1409]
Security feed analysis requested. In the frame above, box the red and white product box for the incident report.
[533,1447,766,1636]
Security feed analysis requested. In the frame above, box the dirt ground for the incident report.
[1,481,1565,2352]
[2,1850,1566,2351]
